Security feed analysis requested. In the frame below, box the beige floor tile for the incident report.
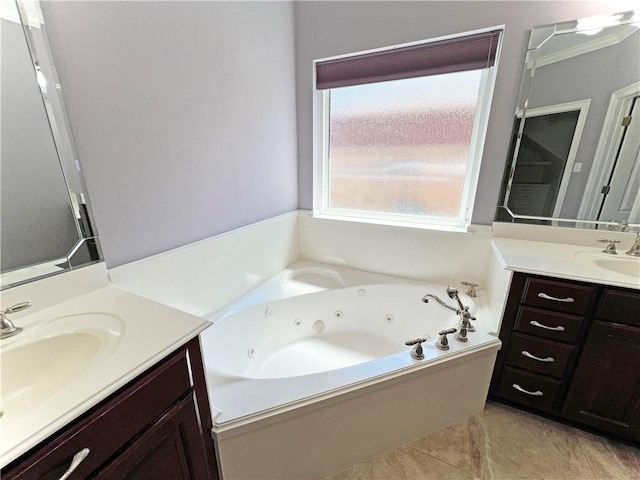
[328,401,639,480]
[481,403,596,479]
[468,413,492,480]
[407,420,473,472]
[349,445,473,480]
[325,466,353,480]
[575,429,640,479]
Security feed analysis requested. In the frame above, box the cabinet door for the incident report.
[563,320,640,443]
[96,392,211,480]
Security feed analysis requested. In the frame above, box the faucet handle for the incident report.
[435,328,457,351]
[626,233,640,257]
[1,301,32,317]
[461,281,479,297]
[405,337,428,360]
[0,301,31,339]
[598,238,620,255]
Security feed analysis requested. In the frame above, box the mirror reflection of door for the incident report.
[502,101,589,221]
[597,95,640,225]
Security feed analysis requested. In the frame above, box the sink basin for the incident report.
[574,251,640,280]
[0,313,123,422]
[593,259,640,279]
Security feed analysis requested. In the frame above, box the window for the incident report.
[313,28,503,230]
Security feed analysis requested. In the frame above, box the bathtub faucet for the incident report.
[421,293,459,314]
[446,287,476,333]
[422,288,476,342]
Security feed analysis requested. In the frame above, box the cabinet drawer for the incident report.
[504,333,574,379]
[522,277,595,315]
[515,307,583,343]
[496,367,563,414]
[6,348,193,480]
[595,289,640,327]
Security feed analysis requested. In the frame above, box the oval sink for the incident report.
[574,251,640,280]
[593,259,640,279]
[0,312,123,422]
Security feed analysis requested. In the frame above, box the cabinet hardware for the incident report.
[522,350,555,363]
[537,293,574,303]
[530,320,565,331]
[58,448,90,480]
[512,384,544,396]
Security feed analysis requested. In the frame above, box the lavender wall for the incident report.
[41,1,298,267]
[294,0,637,225]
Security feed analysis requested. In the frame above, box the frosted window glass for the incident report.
[328,71,482,218]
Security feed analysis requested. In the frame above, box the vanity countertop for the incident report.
[0,285,210,468]
[491,237,640,290]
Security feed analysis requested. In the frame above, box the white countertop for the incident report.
[491,237,640,289]
[0,285,211,467]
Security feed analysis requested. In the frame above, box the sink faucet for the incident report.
[598,238,621,255]
[626,233,640,257]
[1,302,31,339]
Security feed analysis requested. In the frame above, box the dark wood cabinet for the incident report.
[1,337,219,480]
[491,274,640,445]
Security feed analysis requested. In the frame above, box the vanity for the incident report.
[0,268,219,479]
[489,235,640,445]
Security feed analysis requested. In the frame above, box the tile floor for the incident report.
[326,401,640,480]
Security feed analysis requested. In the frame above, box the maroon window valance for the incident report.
[316,30,502,90]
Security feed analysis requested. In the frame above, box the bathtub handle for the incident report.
[537,293,574,303]
[521,351,555,363]
[512,384,544,397]
[405,337,428,360]
[530,320,565,332]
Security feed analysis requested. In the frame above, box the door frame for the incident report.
[579,81,640,222]
[516,99,591,218]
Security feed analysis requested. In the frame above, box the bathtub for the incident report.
[200,261,501,479]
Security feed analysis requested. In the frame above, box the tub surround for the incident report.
[0,267,211,468]
[108,211,299,318]
[299,211,493,286]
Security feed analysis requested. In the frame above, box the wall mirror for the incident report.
[1,0,101,290]
[496,11,640,231]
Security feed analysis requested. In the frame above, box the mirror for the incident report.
[497,11,640,230]
[0,0,101,289]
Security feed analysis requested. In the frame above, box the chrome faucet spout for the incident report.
[626,233,640,257]
[421,294,459,314]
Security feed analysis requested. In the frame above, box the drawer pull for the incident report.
[530,320,565,332]
[59,448,90,480]
[537,292,574,303]
[522,350,555,363]
[512,384,544,396]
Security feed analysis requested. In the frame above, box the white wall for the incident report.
[294,0,638,225]
[41,1,298,268]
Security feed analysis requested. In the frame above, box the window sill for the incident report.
[311,211,470,234]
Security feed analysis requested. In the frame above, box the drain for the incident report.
[265,307,273,317]
[385,314,394,323]
[313,320,325,333]
[294,318,302,326]
[247,347,255,358]
[334,310,343,318]
[357,289,366,297]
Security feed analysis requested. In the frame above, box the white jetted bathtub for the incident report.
[200,261,501,479]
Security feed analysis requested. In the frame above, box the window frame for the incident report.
[312,26,503,231]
